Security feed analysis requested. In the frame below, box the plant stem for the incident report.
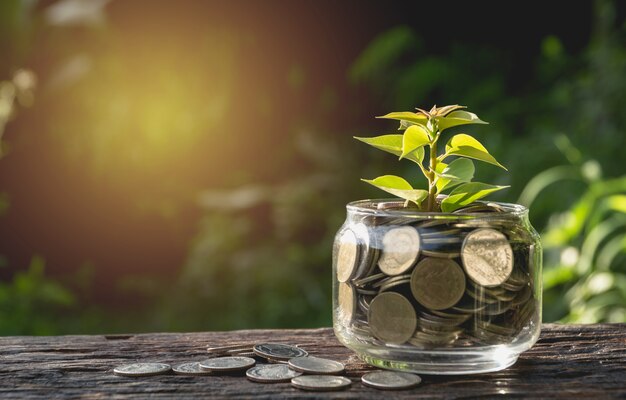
[426,132,438,212]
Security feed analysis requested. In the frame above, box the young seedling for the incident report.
[355,105,508,212]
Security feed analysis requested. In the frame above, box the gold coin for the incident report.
[378,226,421,276]
[336,229,359,282]
[410,258,466,310]
[368,292,417,344]
[461,228,514,287]
[337,282,355,324]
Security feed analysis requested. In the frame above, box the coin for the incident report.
[353,223,376,279]
[113,363,171,377]
[246,364,302,383]
[461,228,514,287]
[291,375,352,391]
[199,356,256,372]
[287,356,345,375]
[361,371,422,390]
[232,352,257,358]
[172,362,214,375]
[377,276,411,293]
[353,272,386,286]
[337,282,355,324]
[378,226,421,276]
[336,229,359,282]
[410,258,466,310]
[252,343,308,361]
[368,292,417,344]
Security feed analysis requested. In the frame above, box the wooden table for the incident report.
[1,324,624,399]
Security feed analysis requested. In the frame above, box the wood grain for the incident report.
[1,324,624,399]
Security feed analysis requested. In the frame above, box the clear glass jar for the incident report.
[332,199,542,374]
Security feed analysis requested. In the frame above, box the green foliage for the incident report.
[443,134,506,170]
[361,175,428,205]
[530,167,626,323]
[0,257,75,335]
[357,105,507,212]
[441,183,509,213]
[353,135,424,165]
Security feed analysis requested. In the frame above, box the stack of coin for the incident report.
[335,202,537,348]
[113,342,422,392]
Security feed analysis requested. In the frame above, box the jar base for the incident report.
[358,349,519,375]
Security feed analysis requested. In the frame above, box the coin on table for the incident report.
[368,292,417,344]
[461,228,513,287]
[291,375,352,391]
[253,343,308,361]
[246,364,302,383]
[337,282,356,324]
[199,356,256,372]
[113,363,171,377]
[378,226,421,276]
[288,356,345,375]
[361,371,422,390]
[172,362,214,375]
[410,258,466,310]
[336,229,360,282]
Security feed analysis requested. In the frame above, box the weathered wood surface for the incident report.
[1,324,625,399]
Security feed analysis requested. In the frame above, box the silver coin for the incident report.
[353,223,375,279]
[287,356,345,375]
[461,228,514,287]
[113,363,171,377]
[336,229,359,282]
[378,226,421,276]
[172,362,213,375]
[368,292,417,344]
[231,351,257,358]
[353,272,386,286]
[361,371,422,390]
[199,356,256,372]
[337,282,356,324]
[253,343,308,361]
[246,364,302,383]
[410,258,466,310]
[291,375,352,391]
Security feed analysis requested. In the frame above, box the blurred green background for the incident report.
[1,0,626,335]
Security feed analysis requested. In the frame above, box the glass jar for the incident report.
[332,199,542,374]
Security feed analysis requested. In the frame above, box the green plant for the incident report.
[355,105,508,212]
[523,159,626,323]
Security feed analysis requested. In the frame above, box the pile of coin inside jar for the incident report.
[336,202,537,348]
[113,343,422,391]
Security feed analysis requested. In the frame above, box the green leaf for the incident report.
[401,125,430,159]
[444,134,507,170]
[377,111,428,126]
[362,175,428,206]
[354,134,403,154]
[354,134,424,165]
[440,182,509,212]
[410,147,425,164]
[436,110,488,131]
[437,158,475,181]
[435,162,450,193]
[435,158,475,192]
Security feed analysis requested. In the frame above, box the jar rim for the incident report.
[346,198,529,219]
